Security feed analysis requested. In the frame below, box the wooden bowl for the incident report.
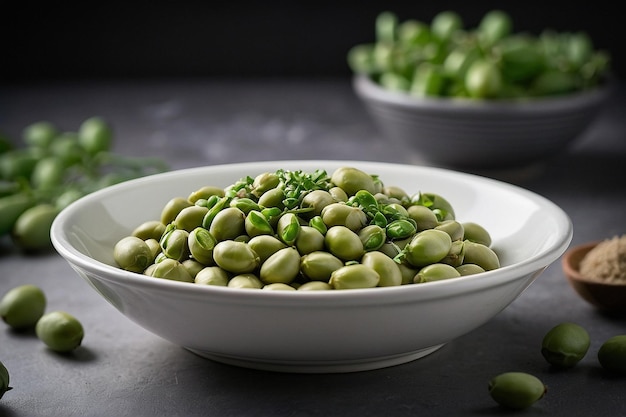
[562,241,626,312]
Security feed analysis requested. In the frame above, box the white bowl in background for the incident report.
[353,75,612,169]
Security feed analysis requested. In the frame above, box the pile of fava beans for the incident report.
[114,166,500,290]
[348,10,610,99]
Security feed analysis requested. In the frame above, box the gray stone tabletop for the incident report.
[0,78,625,417]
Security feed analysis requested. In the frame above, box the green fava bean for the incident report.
[398,262,418,285]
[488,372,546,409]
[541,322,590,368]
[147,258,194,282]
[78,116,113,156]
[30,156,66,189]
[412,192,455,221]
[263,283,297,291]
[145,238,161,259]
[248,235,287,263]
[23,120,59,148]
[431,10,463,41]
[325,226,364,261]
[181,259,204,278]
[386,219,416,239]
[404,229,452,267]
[209,207,245,241]
[465,59,503,99]
[329,186,348,202]
[597,335,626,374]
[478,10,512,46]
[188,186,225,204]
[298,281,333,291]
[330,166,377,196]
[435,220,464,241]
[257,187,285,210]
[375,11,397,43]
[160,228,190,261]
[411,63,446,97]
[530,70,578,96]
[462,222,492,247]
[440,240,465,267]
[347,43,376,75]
[407,205,439,231]
[330,264,380,289]
[213,240,259,274]
[173,205,209,232]
[231,197,261,214]
[49,132,84,166]
[188,227,217,265]
[252,172,280,196]
[276,212,301,245]
[228,274,263,289]
[0,284,46,329]
[414,263,461,283]
[300,251,344,281]
[378,237,411,259]
[463,240,500,270]
[321,203,367,232]
[0,151,36,181]
[114,236,154,272]
[161,197,192,225]
[301,190,336,218]
[309,215,327,235]
[443,46,481,80]
[195,266,229,286]
[12,203,60,251]
[55,188,85,210]
[361,251,402,287]
[260,247,301,284]
[497,35,545,83]
[380,72,409,92]
[0,360,11,399]
[358,224,386,251]
[201,196,229,229]
[456,263,485,276]
[132,220,166,241]
[398,19,430,46]
[35,311,84,353]
[295,226,325,255]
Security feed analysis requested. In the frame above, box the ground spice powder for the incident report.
[579,234,626,283]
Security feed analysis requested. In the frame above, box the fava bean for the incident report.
[114,236,154,273]
[598,335,626,374]
[488,372,546,409]
[541,322,590,368]
[35,311,84,353]
[0,284,46,329]
[330,264,380,289]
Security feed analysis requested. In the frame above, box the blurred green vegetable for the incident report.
[0,117,169,252]
[348,9,611,99]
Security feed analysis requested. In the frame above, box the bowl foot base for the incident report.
[186,344,445,373]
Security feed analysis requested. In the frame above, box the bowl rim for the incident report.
[51,160,573,305]
[352,74,613,113]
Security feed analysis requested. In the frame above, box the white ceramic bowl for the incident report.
[353,75,612,169]
[51,160,572,373]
